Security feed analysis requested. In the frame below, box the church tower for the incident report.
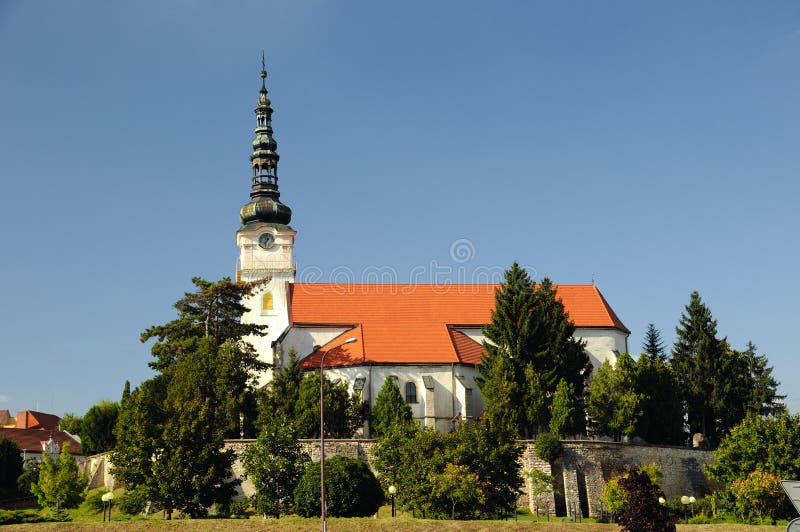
[236,57,296,382]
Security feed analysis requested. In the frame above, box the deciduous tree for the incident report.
[241,416,309,518]
[31,442,87,510]
[294,370,366,438]
[257,349,303,429]
[586,354,643,440]
[80,400,119,455]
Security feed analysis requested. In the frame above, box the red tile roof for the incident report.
[292,283,628,368]
[17,411,61,431]
[0,428,82,455]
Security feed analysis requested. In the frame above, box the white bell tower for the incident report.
[236,57,295,385]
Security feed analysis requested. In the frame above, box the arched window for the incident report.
[261,292,274,311]
[405,381,417,404]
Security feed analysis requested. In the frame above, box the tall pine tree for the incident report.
[671,291,727,444]
[633,354,685,445]
[642,323,666,361]
[670,292,782,447]
[479,263,590,437]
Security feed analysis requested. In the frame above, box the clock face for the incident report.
[258,232,275,249]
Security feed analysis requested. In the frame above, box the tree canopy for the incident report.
[31,442,87,510]
[241,416,309,518]
[111,277,271,518]
[671,292,783,447]
[80,400,119,455]
[586,354,643,440]
[0,438,23,499]
[372,420,522,519]
[293,370,366,438]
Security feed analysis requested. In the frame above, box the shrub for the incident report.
[117,487,149,516]
[83,487,110,512]
[730,470,785,525]
[617,466,676,532]
[293,456,383,518]
[534,433,562,462]
[0,510,54,525]
[229,499,251,518]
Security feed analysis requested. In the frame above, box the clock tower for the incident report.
[236,58,295,383]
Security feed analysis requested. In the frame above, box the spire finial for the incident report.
[260,50,267,85]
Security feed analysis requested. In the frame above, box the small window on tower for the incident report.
[262,292,274,312]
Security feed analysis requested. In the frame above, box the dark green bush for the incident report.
[0,510,52,524]
[117,487,149,515]
[230,499,251,518]
[83,487,110,512]
[293,456,382,517]
[534,433,563,462]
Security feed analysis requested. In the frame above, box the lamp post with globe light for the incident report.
[388,485,397,517]
[320,337,358,532]
[681,495,690,524]
[101,491,114,522]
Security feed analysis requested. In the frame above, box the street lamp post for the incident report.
[681,495,690,524]
[388,485,397,517]
[689,496,696,518]
[101,491,114,522]
[320,337,358,532]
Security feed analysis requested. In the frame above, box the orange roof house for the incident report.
[14,410,61,431]
[289,283,629,369]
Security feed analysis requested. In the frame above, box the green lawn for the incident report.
[2,503,788,531]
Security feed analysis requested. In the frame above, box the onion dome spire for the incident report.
[240,53,292,226]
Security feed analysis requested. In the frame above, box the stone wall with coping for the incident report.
[87,438,715,518]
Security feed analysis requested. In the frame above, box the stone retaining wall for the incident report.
[88,439,715,518]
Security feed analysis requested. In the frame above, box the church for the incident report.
[235,63,630,433]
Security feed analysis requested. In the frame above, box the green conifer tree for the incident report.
[371,376,413,437]
[479,263,589,437]
[642,323,666,361]
[633,354,685,445]
[549,379,580,437]
[671,291,729,445]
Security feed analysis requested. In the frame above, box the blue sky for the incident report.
[1,1,799,417]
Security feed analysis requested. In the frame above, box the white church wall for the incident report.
[574,328,628,369]
[459,326,627,372]
[322,364,485,434]
[279,326,350,365]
